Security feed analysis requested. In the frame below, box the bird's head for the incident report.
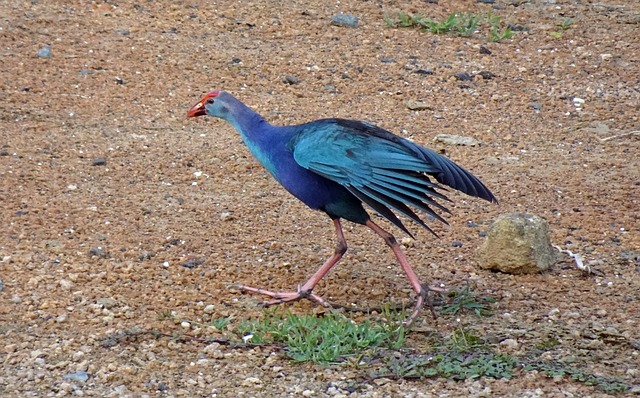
[187,90,225,118]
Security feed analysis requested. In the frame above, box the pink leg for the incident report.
[366,220,445,327]
[232,218,348,307]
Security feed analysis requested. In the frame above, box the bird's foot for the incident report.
[229,284,331,308]
[404,283,448,328]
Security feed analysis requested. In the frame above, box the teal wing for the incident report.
[290,118,496,237]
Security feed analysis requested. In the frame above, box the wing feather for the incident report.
[290,119,496,236]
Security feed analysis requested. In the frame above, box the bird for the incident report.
[187,90,497,326]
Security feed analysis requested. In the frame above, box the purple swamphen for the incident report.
[187,90,497,326]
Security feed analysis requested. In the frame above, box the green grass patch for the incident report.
[523,355,629,394]
[441,285,496,317]
[549,18,573,38]
[237,310,406,364]
[384,10,513,42]
[382,350,519,380]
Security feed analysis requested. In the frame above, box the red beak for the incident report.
[187,101,207,117]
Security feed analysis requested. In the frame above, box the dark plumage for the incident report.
[187,90,496,326]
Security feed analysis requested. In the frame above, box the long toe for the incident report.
[231,283,331,307]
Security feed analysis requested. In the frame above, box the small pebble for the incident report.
[89,246,108,258]
[63,371,90,383]
[405,100,431,111]
[283,75,300,85]
[59,279,74,291]
[220,211,234,221]
[36,45,52,58]
[330,13,359,28]
[433,134,481,146]
[203,304,215,314]
[477,71,496,80]
[479,46,492,55]
[97,297,118,309]
[500,338,519,351]
[413,68,434,75]
[454,72,473,81]
[182,258,204,269]
[92,157,107,166]
[181,321,191,329]
[451,240,463,248]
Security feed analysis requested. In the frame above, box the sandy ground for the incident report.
[1,0,639,396]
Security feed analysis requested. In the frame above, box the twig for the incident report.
[553,245,594,274]
[598,130,639,142]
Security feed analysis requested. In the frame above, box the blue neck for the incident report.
[222,94,269,140]
[220,94,287,177]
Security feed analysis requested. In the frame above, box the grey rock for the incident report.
[92,157,107,166]
[454,72,473,81]
[413,68,434,75]
[405,100,431,111]
[433,134,481,146]
[477,213,557,274]
[283,75,300,85]
[331,13,359,28]
[63,371,90,383]
[96,297,118,309]
[36,45,52,58]
[89,246,109,258]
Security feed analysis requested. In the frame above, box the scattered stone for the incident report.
[413,68,434,75]
[96,297,118,309]
[0,278,3,292]
[532,102,543,110]
[203,304,215,314]
[479,45,492,55]
[477,71,496,80]
[36,45,52,58]
[283,75,300,85]
[63,371,90,383]
[89,246,109,258]
[78,69,94,75]
[115,77,125,85]
[454,72,473,81]
[380,58,396,63]
[330,13,359,28]
[139,251,154,261]
[507,23,529,32]
[433,134,481,146]
[451,240,463,248]
[220,211,234,221]
[59,279,74,291]
[476,213,557,274]
[182,258,204,269]
[92,157,107,166]
[405,100,431,111]
[500,338,519,351]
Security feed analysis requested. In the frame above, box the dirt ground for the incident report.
[1,0,639,396]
